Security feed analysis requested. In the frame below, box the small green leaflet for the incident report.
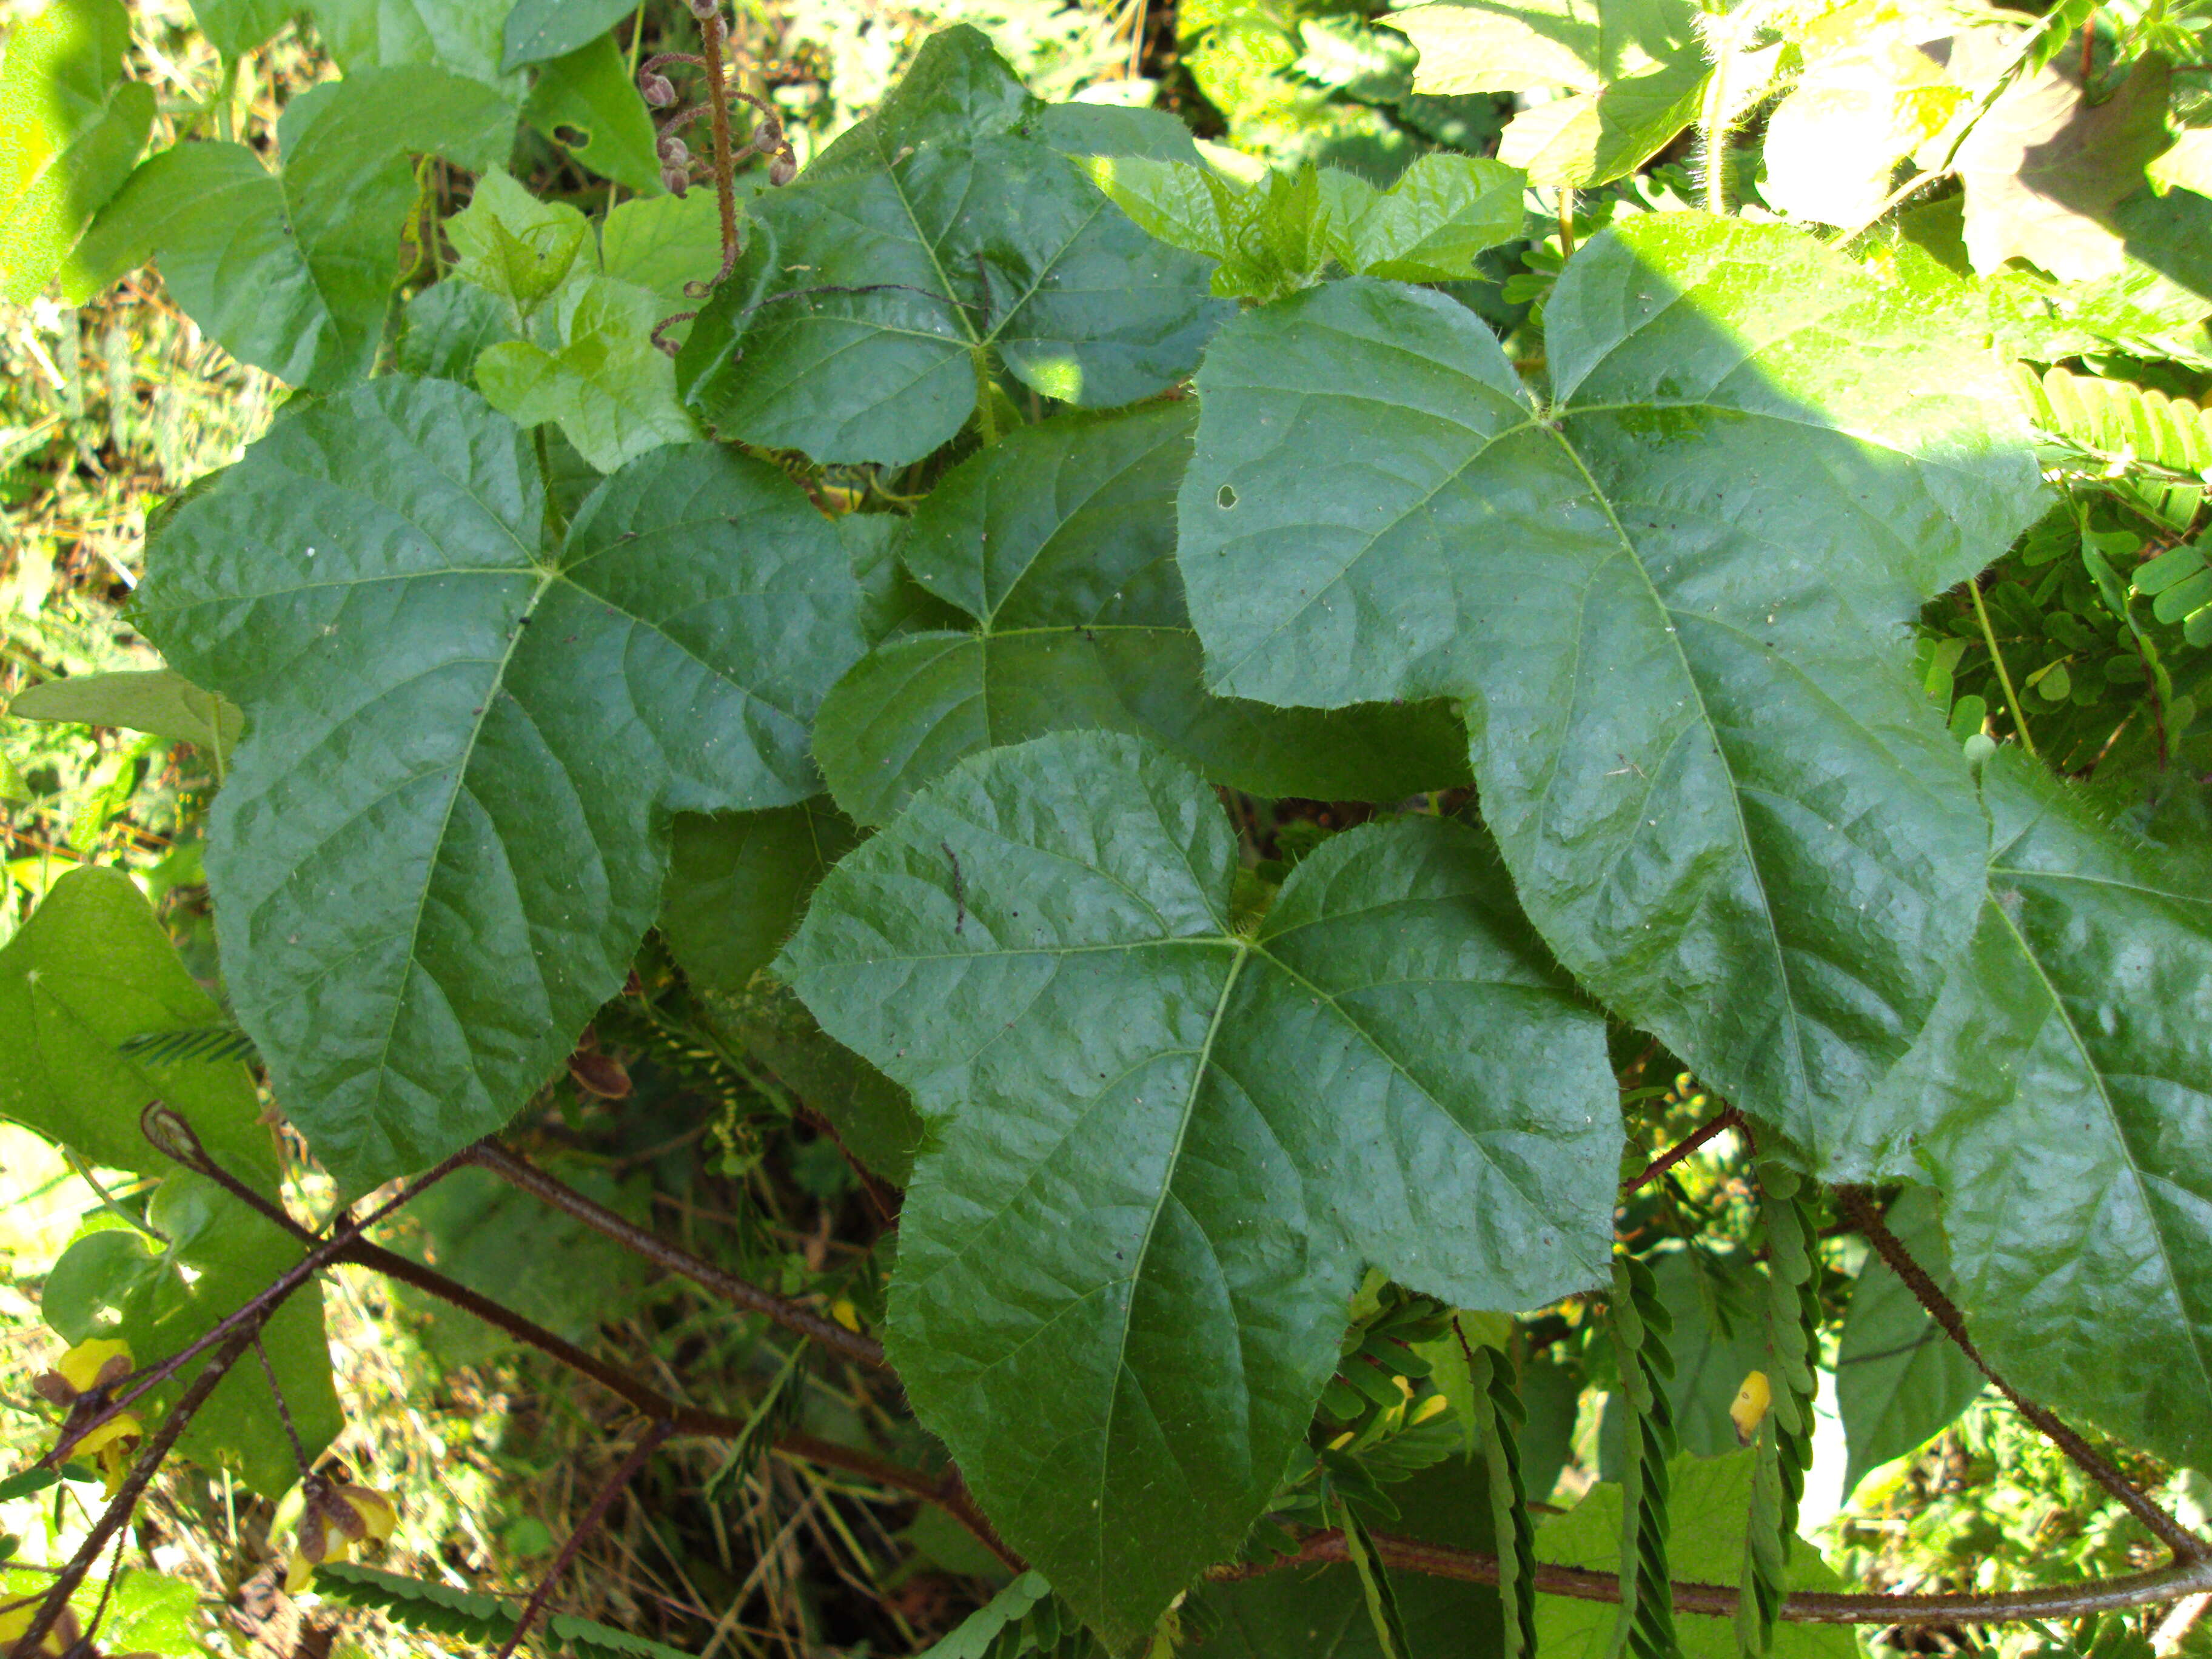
[132,377,874,1187]
[1178,213,2044,1161]
[811,401,1469,823]
[0,0,153,304]
[316,1562,696,1659]
[678,27,1230,466]
[1843,751,2212,1470]
[782,729,1620,1644]
[0,867,339,1497]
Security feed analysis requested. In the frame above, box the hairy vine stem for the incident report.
[1835,1186,2203,1561]
[490,1419,673,1659]
[1624,1106,1743,1192]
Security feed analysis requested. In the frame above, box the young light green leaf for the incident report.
[132,377,873,1187]
[1179,214,2044,1161]
[780,729,1621,1643]
[1341,153,1525,281]
[0,867,340,1496]
[1835,1187,1983,1495]
[1841,751,2212,1471]
[67,70,516,386]
[679,26,1229,465]
[600,188,728,311]
[0,0,154,304]
[474,275,697,472]
[812,403,1469,824]
[501,0,645,72]
[521,33,662,195]
[1495,49,1708,189]
[446,165,594,317]
[916,1572,1054,1659]
[1535,1452,1853,1659]
[191,0,296,58]
[7,668,244,761]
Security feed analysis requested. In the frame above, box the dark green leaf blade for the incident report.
[500,0,638,71]
[679,31,1227,465]
[780,729,1620,1643]
[662,800,861,993]
[1848,751,2212,1469]
[132,378,870,1187]
[813,403,1468,823]
[1178,214,2045,1153]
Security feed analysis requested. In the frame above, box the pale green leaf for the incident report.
[1390,0,1697,95]
[474,275,696,471]
[0,867,339,1496]
[310,0,524,98]
[1494,50,1706,189]
[0,0,153,303]
[1342,152,1524,280]
[132,377,873,1187]
[781,729,1621,1643]
[1835,1187,1984,1493]
[600,187,727,311]
[7,668,244,760]
[190,0,297,58]
[916,1572,1053,1659]
[446,163,594,316]
[1178,214,2045,1159]
[814,403,1469,823]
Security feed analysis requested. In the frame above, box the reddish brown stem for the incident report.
[463,1141,885,1369]
[491,1419,672,1659]
[695,2,742,285]
[1837,1186,2205,1563]
[1623,1106,1743,1192]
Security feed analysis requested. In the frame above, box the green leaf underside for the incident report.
[1534,1452,1852,1659]
[132,377,871,1187]
[814,402,1470,823]
[68,70,515,387]
[677,27,1230,466]
[782,729,1620,1643]
[1843,752,2212,1469]
[1835,1187,1984,1493]
[1178,215,2044,1150]
[7,667,244,755]
[0,868,338,1496]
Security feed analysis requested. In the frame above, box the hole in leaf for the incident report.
[554,125,589,147]
[1217,484,1238,509]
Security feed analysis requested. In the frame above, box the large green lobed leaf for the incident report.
[1846,752,2212,1469]
[782,730,1620,1643]
[813,401,1469,823]
[678,27,1230,466]
[133,377,874,1187]
[1178,214,2044,1151]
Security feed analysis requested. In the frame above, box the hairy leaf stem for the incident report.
[463,1141,886,1367]
[1837,1187,2203,1561]
[1623,1105,1743,1191]
[491,1419,672,1659]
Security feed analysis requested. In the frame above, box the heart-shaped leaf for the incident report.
[782,729,1620,1643]
[1178,214,2043,1151]
[132,376,872,1187]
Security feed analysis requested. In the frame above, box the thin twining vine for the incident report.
[9,1105,2210,1659]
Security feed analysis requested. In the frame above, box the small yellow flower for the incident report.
[285,1476,398,1594]
[1731,1369,1773,1445]
[32,1338,143,1464]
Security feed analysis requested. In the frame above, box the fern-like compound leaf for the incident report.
[1610,1253,1682,1659]
[1738,1162,1822,1659]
